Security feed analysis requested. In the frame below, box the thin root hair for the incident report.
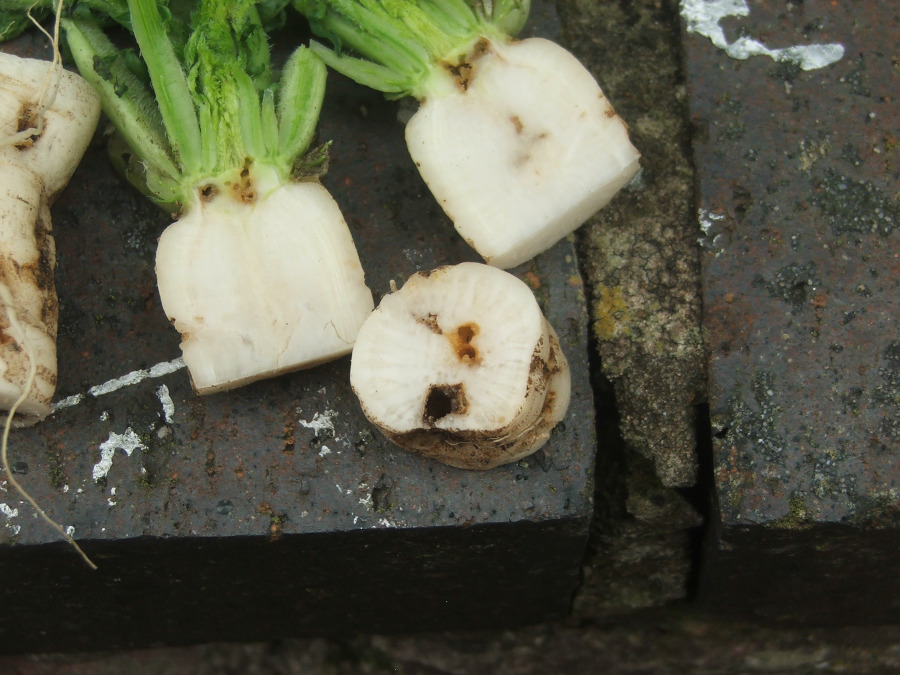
[0,282,97,569]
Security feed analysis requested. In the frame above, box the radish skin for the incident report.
[0,51,103,198]
[0,165,55,425]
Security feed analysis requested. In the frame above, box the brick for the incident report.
[685,0,900,623]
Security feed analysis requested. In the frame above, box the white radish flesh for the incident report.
[406,37,640,269]
[350,262,571,470]
[156,176,375,394]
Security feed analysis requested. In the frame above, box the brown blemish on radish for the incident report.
[441,38,492,91]
[14,104,40,149]
[415,312,442,335]
[199,184,219,202]
[449,322,480,363]
[231,167,256,204]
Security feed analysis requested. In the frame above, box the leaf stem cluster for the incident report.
[3,0,326,212]
[294,0,529,99]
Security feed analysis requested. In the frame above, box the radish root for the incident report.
[0,1,65,148]
[0,0,63,146]
[0,0,96,569]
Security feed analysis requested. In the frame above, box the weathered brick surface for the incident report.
[685,0,900,622]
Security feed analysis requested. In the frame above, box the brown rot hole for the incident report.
[445,62,473,90]
[199,184,219,202]
[449,323,480,363]
[17,106,37,131]
[423,383,468,425]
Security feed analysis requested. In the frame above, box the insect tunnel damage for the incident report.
[424,382,468,425]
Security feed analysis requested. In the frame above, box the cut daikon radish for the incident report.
[406,37,640,268]
[156,176,374,394]
[350,262,570,470]
[295,0,640,268]
[63,0,374,393]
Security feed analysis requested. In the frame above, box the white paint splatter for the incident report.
[65,525,75,537]
[51,393,84,412]
[107,487,118,507]
[51,357,185,413]
[318,446,332,457]
[1,503,20,535]
[156,384,176,424]
[88,357,185,397]
[698,208,728,258]
[299,409,337,436]
[680,0,844,70]
[698,208,725,236]
[92,427,147,481]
